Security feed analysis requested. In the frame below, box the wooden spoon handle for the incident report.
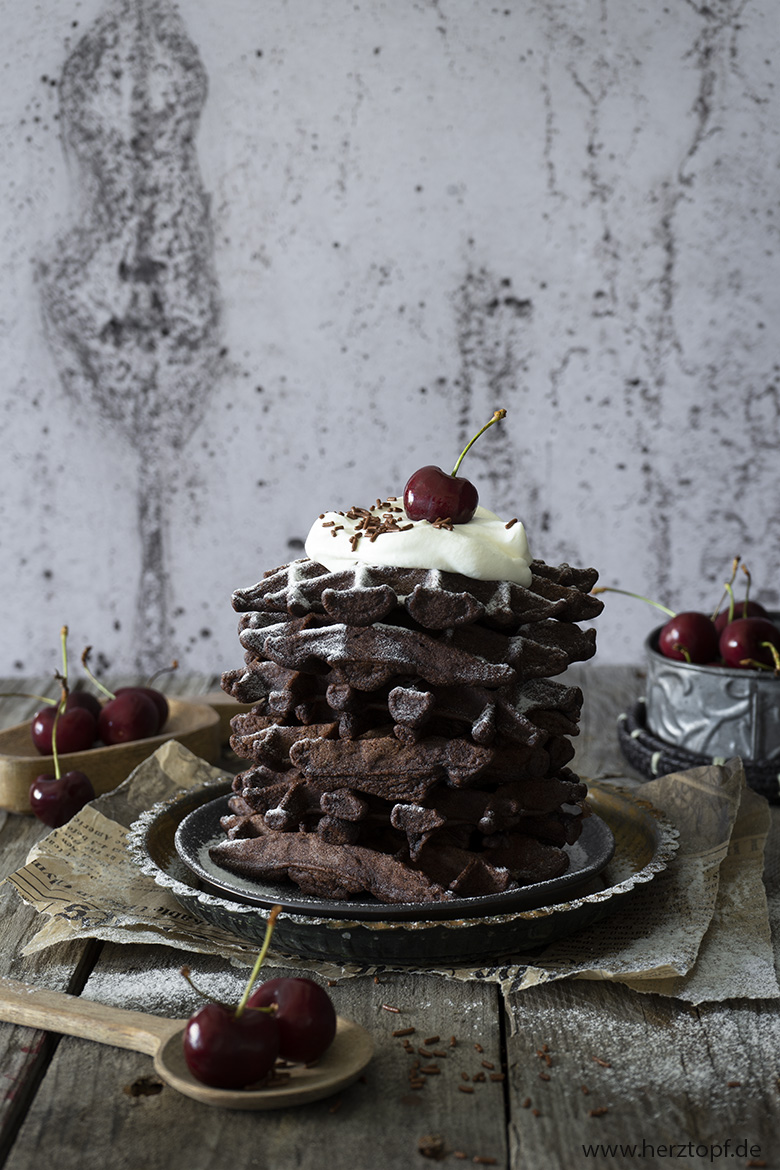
[0,977,184,1056]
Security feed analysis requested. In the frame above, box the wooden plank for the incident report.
[505,979,779,1169]
[4,665,776,1170]
[3,944,508,1170]
[0,673,506,1169]
[0,677,221,1161]
[505,660,780,1168]
[0,758,100,1161]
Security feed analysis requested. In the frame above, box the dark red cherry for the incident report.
[657,612,719,664]
[115,686,168,733]
[29,770,95,827]
[31,706,62,754]
[182,1002,280,1089]
[403,465,479,525]
[402,409,506,525]
[247,977,336,1064]
[714,599,769,634]
[98,689,160,745]
[65,690,102,722]
[31,703,97,755]
[719,617,780,669]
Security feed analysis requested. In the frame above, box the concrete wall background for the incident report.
[1,0,778,680]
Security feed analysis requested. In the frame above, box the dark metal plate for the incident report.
[174,793,615,923]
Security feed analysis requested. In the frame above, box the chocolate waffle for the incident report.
[231,558,603,629]
[214,555,601,904]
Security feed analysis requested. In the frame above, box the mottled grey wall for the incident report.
[1,0,778,677]
[37,0,221,673]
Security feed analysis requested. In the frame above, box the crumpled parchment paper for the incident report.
[5,742,777,1004]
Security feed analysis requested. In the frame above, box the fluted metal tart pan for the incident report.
[128,779,678,965]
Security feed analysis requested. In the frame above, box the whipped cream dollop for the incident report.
[304,498,533,585]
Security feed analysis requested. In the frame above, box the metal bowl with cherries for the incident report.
[618,614,780,801]
[644,618,780,761]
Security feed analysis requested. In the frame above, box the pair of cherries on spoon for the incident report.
[181,907,337,1089]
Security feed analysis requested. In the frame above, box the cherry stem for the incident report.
[81,647,116,700]
[758,642,780,675]
[235,905,282,1019]
[148,659,179,687]
[179,967,233,1010]
[709,556,740,622]
[60,625,69,686]
[51,701,62,781]
[451,409,506,477]
[49,673,70,781]
[673,643,692,663]
[724,582,736,625]
[740,563,752,617]
[0,692,59,705]
[740,646,780,676]
[590,586,675,618]
[48,627,74,781]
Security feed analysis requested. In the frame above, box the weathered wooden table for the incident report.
[1,666,778,1170]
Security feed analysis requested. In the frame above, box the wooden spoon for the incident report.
[0,976,373,1110]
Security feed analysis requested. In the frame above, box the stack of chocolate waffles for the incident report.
[213,558,603,904]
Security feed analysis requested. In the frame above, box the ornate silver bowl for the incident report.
[644,622,780,762]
